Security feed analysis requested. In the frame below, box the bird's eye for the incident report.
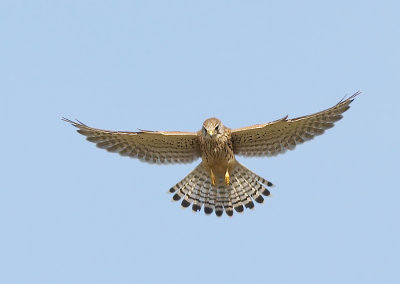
[215,124,219,131]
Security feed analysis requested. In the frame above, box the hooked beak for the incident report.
[207,129,214,136]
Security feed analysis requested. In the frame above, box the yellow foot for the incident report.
[210,169,216,186]
[225,169,230,186]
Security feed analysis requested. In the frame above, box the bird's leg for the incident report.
[225,169,230,186]
[210,168,216,186]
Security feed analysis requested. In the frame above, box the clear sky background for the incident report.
[1,1,399,283]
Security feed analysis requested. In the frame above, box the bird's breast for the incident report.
[199,134,235,175]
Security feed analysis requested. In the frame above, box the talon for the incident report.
[210,169,216,186]
[225,169,230,186]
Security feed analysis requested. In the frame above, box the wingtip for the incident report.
[339,91,362,104]
[61,117,72,123]
[62,117,87,128]
[348,90,362,101]
[62,117,77,126]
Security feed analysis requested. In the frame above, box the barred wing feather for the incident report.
[63,118,201,164]
[231,92,360,157]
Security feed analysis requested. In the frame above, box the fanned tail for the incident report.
[168,162,274,217]
[169,164,214,213]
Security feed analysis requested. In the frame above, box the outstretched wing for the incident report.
[231,92,360,157]
[63,118,201,164]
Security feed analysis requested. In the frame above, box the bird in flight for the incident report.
[63,92,360,217]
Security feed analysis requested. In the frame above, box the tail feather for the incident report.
[215,187,224,217]
[217,182,233,217]
[191,175,209,212]
[232,176,253,210]
[181,178,197,207]
[236,170,265,204]
[190,177,203,212]
[228,180,245,213]
[169,162,274,217]
[204,179,215,215]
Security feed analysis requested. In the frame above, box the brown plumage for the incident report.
[63,91,360,217]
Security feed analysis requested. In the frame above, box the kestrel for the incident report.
[63,92,360,217]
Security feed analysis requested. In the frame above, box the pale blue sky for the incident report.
[1,1,399,283]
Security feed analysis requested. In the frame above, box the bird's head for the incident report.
[201,117,224,140]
